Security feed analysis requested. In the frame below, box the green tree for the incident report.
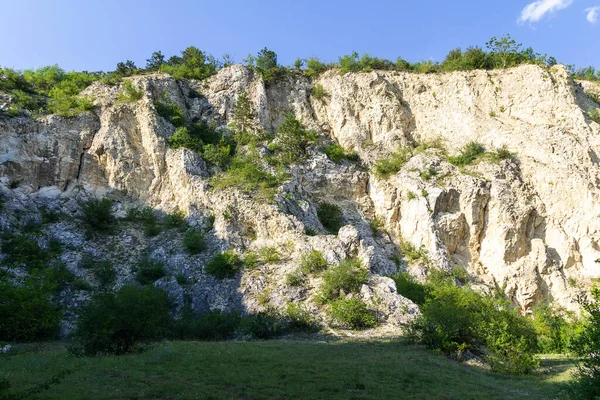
[275,113,315,164]
[305,58,329,77]
[116,60,137,76]
[23,65,65,93]
[146,51,165,71]
[70,286,170,355]
[0,276,61,342]
[231,90,254,133]
[254,47,280,83]
[486,34,522,69]
[256,47,278,72]
[570,287,600,398]
[339,52,361,74]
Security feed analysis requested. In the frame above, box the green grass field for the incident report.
[1,340,574,400]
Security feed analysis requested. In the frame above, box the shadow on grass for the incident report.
[1,339,574,400]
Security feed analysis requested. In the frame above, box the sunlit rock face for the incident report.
[1,64,599,335]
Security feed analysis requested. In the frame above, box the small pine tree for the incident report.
[232,90,254,133]
[146,51,165,71]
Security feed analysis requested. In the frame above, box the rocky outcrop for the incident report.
[1,63,599,333]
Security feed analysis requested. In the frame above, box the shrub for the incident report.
[205,250,242,279]
[242,252,260,269]
[116,60,137,76]
[285,270,306,286]
[48,91,95,117]
[392,272,430,305]
[81,198,114,233]
[238,312,285,339]
[164,211,187,229]
[70,285,170,355]
[0,233,55,270]
[319,258,369,302]
[0,277,61,342]
[168,126,203,153]
[80,254,116,288]
[125,207,160,236]
[305,59,329,77]
[399,240,428,262]
[259,247,281,264]
[408,283,539,375]
[190,121,221,145]
[587,91,600,105]
[158,46,217,81]
[311,84,329,101]
[286,303,318,331]
[316,202,343,234]
[40,206,62,224]
[369,216,385,235]
[202,139,233,168]
[44,71,97,117]
[322,143,359,163]
[99,72,123,85]
[448,141,486,166]
[532,302,580,354]
[171,308,241,341]
[373,148,413,178]
[183,230,206,255]
[569,286,600,399]
[6,89,44,115]
[154,94,184,127]
[589,108,600,124]
[300,250,328,274]
[134,257,166,285]
[338,52,397,74]
[339,52,362,74]
[116,81,143,103]
[329,298,377,330]
[489,145,515,162]
[420,167,437,181]
[304,227,317,236]
[43,262,77,291]
[210,153,285,201]
[441,46,492,71]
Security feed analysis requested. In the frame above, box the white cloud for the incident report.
[586,6,600,23]
[518,0,574,24]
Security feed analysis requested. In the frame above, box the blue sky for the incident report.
[1,0,598,71]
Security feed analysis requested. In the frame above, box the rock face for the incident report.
[1,64,599,334]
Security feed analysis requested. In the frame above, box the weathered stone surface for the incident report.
[1,63,599,336]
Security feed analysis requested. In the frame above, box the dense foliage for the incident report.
[0,275,61,342]
[316,202,344,234]
[70,285,171,355]
[322,143,359,164]
[205,250,243,279]
[372,148,413,178]
[569,287,600,399]
[447,141,486,166]
[300,250,328,274]
[396,270,543,375]
[329,298,377,330]
[2,35,598,121]
[133,257,166,285]
[81,198,115,234]
[319,258,369,303]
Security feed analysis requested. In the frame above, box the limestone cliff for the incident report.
[1,64,599,334]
